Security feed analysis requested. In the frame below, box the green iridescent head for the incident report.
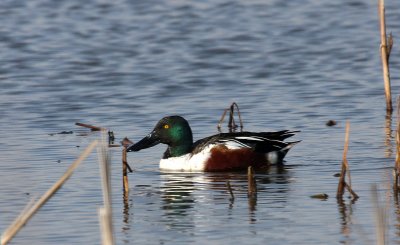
[127,116,193,158]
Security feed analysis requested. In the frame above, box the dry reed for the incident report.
[336,122,359,199]
[394,97,400,191]
[122,147,129,193]
[1,140,98,245]
[75,122,105,131]
[371,184,387,245]
[97,134,115,245]
[218,102,243,132]
[378,0,393,113]
[247,166,257,199]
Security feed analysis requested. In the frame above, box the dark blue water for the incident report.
[1,0,400,244]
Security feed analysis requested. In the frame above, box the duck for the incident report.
[127,115,299,172]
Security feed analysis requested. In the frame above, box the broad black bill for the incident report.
[126,132,161,152]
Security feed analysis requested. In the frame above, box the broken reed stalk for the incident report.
[121,137,133,191]
[336,122,359,199]
[337,122,350,198]
[378,0,393,113]
[228,102,243,130]
[97,135,115,245]
[122,147,129,193]
[247,166,257,199]
[226,180,235,202]
[75,122,105,131]
[217,102,244,131]
[371,184,387,245]
[394,97,400,191]
[1,141,98,245]
[99,207,114,245]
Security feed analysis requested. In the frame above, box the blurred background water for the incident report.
[1,0,400,244]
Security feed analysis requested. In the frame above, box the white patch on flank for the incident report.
[159,144,214,172]
[266,151,279,164]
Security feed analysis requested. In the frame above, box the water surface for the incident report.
[1,0,400,244]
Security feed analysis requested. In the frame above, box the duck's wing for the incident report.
[192,131,300,154]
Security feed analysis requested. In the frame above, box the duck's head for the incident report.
[127,116,193,158]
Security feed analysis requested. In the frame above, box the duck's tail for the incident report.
[266,140,301,164]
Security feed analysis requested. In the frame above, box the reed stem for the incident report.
[378,0,392,113]
[337,122,350,198]
[247,166,257,199]
[336,122,358,199]
[394,97,400,191]
[99,207,114,245]
[97,135,115,245]
[371,184,387,245]
[122,147,129,193]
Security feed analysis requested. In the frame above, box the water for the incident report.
[1,0,400,244]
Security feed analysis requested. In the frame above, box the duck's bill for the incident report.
[126,132,160,152]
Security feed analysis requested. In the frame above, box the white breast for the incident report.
[159,145,214,172]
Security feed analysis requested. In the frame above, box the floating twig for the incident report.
[218,102,244,132]
[378,0,393,113]
[336,122,359,200]
[310,193,329,200]
[75,122,105,131]
[1,141,98,245]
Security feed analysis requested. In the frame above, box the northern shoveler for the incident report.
[127,116,299,172]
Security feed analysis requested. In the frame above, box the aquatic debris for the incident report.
[75,122,133,193]
[326,120,337,127]
[97,135,115,245]
[247,166,257,199]
[75,122,105,131]
[378,0,393,113]
[75,122,119,148]
[48,131,74,136]
[310,193,329,200]
[217,102,243,132]
[393,97,400,192]
[247,166,257,211]
[336,121,359,200]
[371,184,387,245]
[108,131,115,144]
[121,137,134,193]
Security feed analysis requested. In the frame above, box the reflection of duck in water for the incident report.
[161,174,197,215]
[127,116,299,171]
[159,168,292,224]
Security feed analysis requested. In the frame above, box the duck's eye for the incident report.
[164,124,169,129]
